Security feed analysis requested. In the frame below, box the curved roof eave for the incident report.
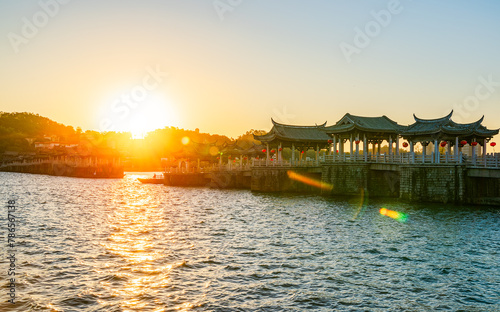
[253,133,276,141]
[274,137,331,143]
[413,110,453,123]
[271,118,327,129]
[449,115,484,128]
[471,129,499,136]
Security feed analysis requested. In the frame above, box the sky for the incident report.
[1,0,499,138]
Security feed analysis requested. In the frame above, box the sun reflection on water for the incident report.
[97,174,193,311]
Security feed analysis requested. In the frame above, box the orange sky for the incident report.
[1,1,499,139]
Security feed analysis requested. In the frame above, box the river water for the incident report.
[0,172,498,311]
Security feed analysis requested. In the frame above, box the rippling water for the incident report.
[0,172,499,311]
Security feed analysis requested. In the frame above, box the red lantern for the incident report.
[233,160,236,163]
[228,156,231,159]
[440,142,447,147]
[244,157,248,160]
[327,139,333,144]
[271,149,276,153]
[217,157,220,160]
[471,142,478,146]
[301,151,304,154]
[490,142,496,147]
[270,159,274,161]
[355,140,360,144]
[262,149,266,153]
[256,156,259,159]
[278,147,282,151]
[460,140,467,145]
[402,142,409,148]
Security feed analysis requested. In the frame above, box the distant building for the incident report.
[35,142,60,149]
[34,142,79,149]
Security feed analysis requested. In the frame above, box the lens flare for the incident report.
[379,208,408,222]
[287,170,333,191]
[209,146,219,156]
[351,188,367,221]
[181,137,190,145]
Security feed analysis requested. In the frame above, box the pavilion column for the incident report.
[278,143,282,162]
[291,143,295,164]
[410,141,415,163]
[316,144,319,165]
[349,134,353,161]
[434,139,439,164]
[472,141,476,165]
[332,136,336,161]
[363,134,367,162]
[266,143,270,165]
[396,136,400,156]
[339,137,344,159]
[377,141,381,155]
[422,143,427,163]
[389,136,393,156]
[447,142,451,155]
[355,135,360,155]
[372,141,376,155]
[483,139,487,167]
[455,136,459,159]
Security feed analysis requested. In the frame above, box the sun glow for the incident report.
[129,96,179,139]
[99,93,179,139]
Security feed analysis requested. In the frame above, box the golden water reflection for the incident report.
[99,174,193,311]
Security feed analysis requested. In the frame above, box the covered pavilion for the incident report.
[400,111,499,163]
[254,111,498,166]
[253,119,332,165]
[322,113,404,161]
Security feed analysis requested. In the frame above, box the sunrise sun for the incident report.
[127,95,178,139]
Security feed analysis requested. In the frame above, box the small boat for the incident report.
[138,176,164,184]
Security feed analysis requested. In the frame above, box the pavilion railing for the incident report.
[322,152,500,168]
[251,159,321,167]
[164,163,252,174]
[247,153,500,168]
[0,156,118,168]
[323,153,466,164]
[468,153,500,168]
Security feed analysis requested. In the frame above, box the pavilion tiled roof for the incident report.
[401,111,498,137]
[323,113,403,134]
[254,119,331,143]
[255,111,498,145]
